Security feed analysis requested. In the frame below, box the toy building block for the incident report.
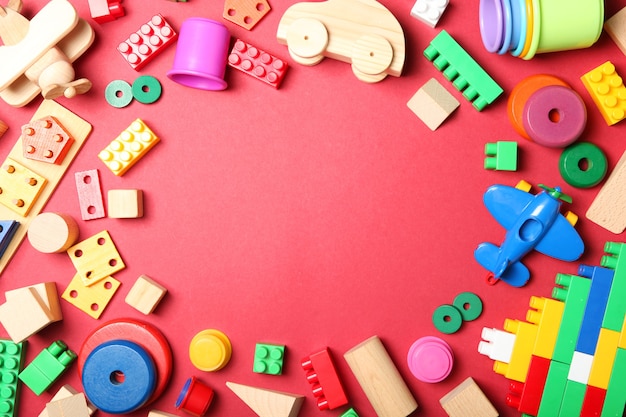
[580,61,626,125]
[0,157,47,217]
[493,319,538,383]
[0,120,7,138]
[0,220,19,259]
[484,141,518,171]
[478,327,516,363]
[525,296,565,359]
[117,14,177,71]
[344,336,418,417]
[601,348,626,416]
[587,328,620,390]
[575,265,614,355]
[587,150,626,233]
[301,347,348,410]
[125,275,167,315]
[439,377,498,417]
[27,212,78,253]
[605,7,626,56]
[148,411,179,417]
[38,385,97,417]
[340,408,359,417]
[410,0,448,27]
[228,39,288,88]
[75,169,105,220]
[61,273,121,319]
[87,0,124,24]
[600,242,626,331]
[407,78,459,131]
[276,0,406,83]
[19,340,76,395]
[107,189,143,218]
[0,287,56,342]
[559,380,586,417]
[424,30,503,111]
[0,339,25,417]
[5,282,62,322]
[66,230,125,287]
[581,385,607,417]
[536,360,569,417]
[45,393,90,417]
[21,116,74,165]
[98,119,160,176]
[254,343,285,375]
[0,0,95,107]
[507,355,550,415]
[226,381,304,417]
[551,273,592,364]
[568,351,593,385]
[223,0,271,30]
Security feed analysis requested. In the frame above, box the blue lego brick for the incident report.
[575,265,614,355]
[0,339,25,417]
[600,242,626,331]
[536,360,569,417]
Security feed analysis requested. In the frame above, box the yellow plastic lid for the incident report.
[189,329,232,371]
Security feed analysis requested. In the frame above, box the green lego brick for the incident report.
[0,339,25,417]
[558,380,586,417]
[600,242,626,331]
[484,141,518,171]
[424,30,503,111]
[537,360,569,417]
[551,273,592,364]
[18,340,76,395]
[601,347,626,416]
[253,343,285,375]
[340,407,359,417]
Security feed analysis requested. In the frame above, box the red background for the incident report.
[1,0,626,416]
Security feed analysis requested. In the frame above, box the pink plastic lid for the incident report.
[407,336,454,383]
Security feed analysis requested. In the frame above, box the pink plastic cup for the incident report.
[407,336,454,383]
[167,18,230,91]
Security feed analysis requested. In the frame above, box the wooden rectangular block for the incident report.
[62,273,121,319]
[344,336,418,417]
[0,287,55,342]
[586,149,626,233]
[439,377,499,417]
[66,230,125,286]
[407,78,459,131]
[108,189,143,218]
[75,169,105,220]
[46,393,90,417]
[5,282,62,322]
[125,274,167,314]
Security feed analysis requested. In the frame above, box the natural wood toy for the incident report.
[0,0,95,107]
[276,0,405,83]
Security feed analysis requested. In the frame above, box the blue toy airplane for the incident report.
[475,183,584,287]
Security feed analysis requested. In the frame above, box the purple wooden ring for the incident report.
[522,85,587,148]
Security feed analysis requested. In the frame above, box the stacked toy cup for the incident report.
[479,0,603,59]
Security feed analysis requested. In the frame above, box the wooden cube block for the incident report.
[125,275,167,315]
[5,282,62,322]
[407,78,459,131]
[38,385,97,417]
[439,377,498,417]
[46,393,91,417]
[108,189,143,218]
[0,287,55,342]
[605,6,626,56]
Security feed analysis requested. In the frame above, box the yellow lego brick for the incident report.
[581,61,626,126]
[0,157,47,217]
[61,273,121,319]
[526,296,565,359]
[493,319,538,383]
[98,119,159,176]
[619,315,626,350]
[588,328,620,389]
[66,230,125,287]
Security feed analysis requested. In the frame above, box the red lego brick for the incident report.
[580,385,606,417]
[88,0,124,24]
[21,116,74,165]
[506,355,550,415]
[228,39,288,88]
[301,347,348,410]
[117,14,177,71]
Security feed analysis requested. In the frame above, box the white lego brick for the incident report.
[568,351,594,384]
[410,0,449,27]
[478,327,516,363]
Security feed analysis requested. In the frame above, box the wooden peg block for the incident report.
[407,78,459,131]
[74,169,105,220]
[0,287,55,342]
[439,377,498,417]
[226,381,304,417]
[5,281,62,322]
[0,157,47,217]
[21,116,74,165]
[125,274,167,315]
[586,150,626,233]
[38,385,97,417]
[107,189,143,218]
[344,336,418,417]
[46,393,91,417]
[0,120,7,138]
[27,212,79,253]
[66,230,125,286]
[61,273,120,319]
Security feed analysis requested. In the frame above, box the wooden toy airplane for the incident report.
[0,0,95,107]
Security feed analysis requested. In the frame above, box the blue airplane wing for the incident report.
[535,214,584,261]
[483,184,534,230]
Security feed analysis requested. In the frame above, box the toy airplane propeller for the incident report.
[475,183,584,287]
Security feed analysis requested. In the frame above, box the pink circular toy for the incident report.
[167,18,230,91]
[407,336,454,383]
[522,85,587,148]
[479,0,504,53]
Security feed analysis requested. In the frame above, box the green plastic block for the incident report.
[0,339,25,417]
[340,408,359,417]
[558,380,586,417]
[253,343,285,375]
[600,242,626,331]
[18,340,76,395]
[484,141,518,171]
[537,360,569,417]
[601,347,626,416]
[424,30,503,111]
[551,274,591,364]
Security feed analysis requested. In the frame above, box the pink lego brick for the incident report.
[228,39,288,88]
[117,14,177,70]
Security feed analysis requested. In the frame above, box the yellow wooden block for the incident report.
[0,287,55,342]
[108,189,143,218]
[125,275,167,315]
[526,296,565,359]
[439,377,498,417]
[62,273,120,319]
[38,385,96,417]
[5,281,62,322]
[66,230,125,286]
[0,157,47,217]
[588,328,620,389]
[46,393,90,417]
[226,382,304,417]
[98,119,159,176]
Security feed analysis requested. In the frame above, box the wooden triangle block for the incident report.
[226,382,304,417]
